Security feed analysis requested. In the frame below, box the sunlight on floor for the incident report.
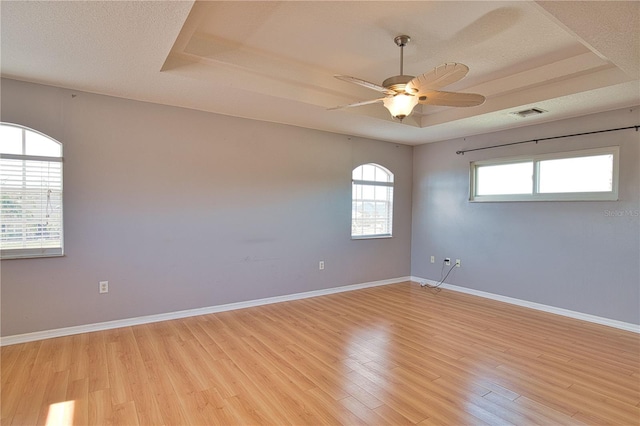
[45,400,75,426]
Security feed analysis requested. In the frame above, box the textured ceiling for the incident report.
[1,1,638,145]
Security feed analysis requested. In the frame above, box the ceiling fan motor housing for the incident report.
[383,75,415,93]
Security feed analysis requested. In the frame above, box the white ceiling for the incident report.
[1,1,638,145]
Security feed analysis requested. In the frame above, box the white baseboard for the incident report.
[5,275,635,346]
[411,276,639,334]
[0,276,411,346]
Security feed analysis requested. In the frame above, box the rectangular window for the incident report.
[351,183,393,238]
[470,146,619,202]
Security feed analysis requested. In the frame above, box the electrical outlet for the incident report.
[99,281,109,294]
[319,261,325,270]
[444,258,451,266]
[456,259,461,267]
[430,256,435,263]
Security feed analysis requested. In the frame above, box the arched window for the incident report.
[352,163,394,238]
[0,123,63,259]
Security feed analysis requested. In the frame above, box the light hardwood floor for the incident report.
[2,282,639,425]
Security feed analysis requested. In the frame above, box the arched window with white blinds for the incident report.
[352,163,394,238]
[0,123,63,259]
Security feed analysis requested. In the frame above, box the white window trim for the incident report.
[469,146,619,202]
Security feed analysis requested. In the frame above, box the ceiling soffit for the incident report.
[162,1,635,133]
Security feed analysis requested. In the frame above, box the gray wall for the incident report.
[411,107,640,325]
[0,78,413,336]
[2,77,638,336]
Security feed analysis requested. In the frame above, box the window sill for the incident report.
[470,193,618,202]
[351,235,393,240]
[1,251,64,260]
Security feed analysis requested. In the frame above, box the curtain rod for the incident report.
[455,125,639,155]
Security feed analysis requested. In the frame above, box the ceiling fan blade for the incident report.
[328,98,386,110]
[406,63,469,93]
[417,90,485,107]
[334,75,394,95]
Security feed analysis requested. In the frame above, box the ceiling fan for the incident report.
[330,35,485,121]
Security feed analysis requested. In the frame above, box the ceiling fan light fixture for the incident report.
[383,93,418,120]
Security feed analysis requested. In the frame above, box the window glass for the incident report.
[476,162,532,195]
[538,155,613,193]
[362,164,376,181]
[26,130,62,157]
[353,164,394,183]
[0,125,23,155]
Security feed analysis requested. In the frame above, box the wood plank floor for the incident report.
[2,282,639,425]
